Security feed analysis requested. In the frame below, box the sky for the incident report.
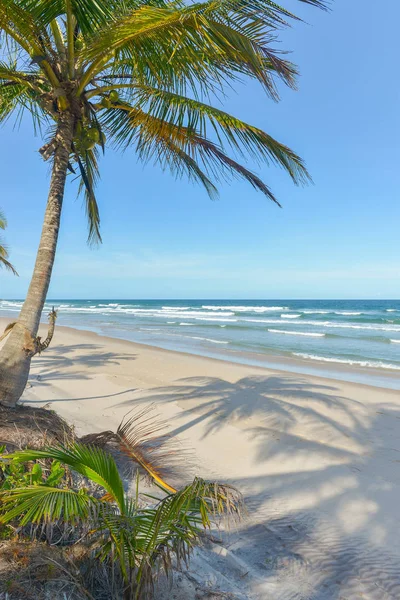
[1,0,399,300]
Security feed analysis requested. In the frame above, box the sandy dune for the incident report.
[2,319,400,599]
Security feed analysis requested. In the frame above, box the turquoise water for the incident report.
[1,299,400,388]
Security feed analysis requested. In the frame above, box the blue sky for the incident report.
[1,0,399,300]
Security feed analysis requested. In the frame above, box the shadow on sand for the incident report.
[24,342,138,402]
[21,346,400,598]
[113,374,400,599]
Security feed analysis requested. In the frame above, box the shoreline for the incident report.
[2,317,400,598]
[55,323,400,392]
[2,316,399,391]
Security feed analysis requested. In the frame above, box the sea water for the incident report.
[1,299,400,389]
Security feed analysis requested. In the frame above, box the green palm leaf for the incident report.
[0,485,94,525]
[0,0,326,245]
[9,443,126,512]
[126,85,308,178]
[0,208,18,275]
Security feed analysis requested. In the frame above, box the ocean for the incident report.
[1,299,400,389]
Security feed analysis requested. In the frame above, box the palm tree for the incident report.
[0,0,327,406]
[0,209,18,276]
[0,442,243,599]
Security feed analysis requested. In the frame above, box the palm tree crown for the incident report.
[0,0,326,244]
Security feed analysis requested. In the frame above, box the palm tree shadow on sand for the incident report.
[22,343,138,401]
[114,374,400,600]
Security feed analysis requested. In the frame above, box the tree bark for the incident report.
[0,111,74,407]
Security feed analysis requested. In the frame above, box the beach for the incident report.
[3,317,400,599]
[2,299,400,391]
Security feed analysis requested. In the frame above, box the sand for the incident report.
[1,318,400,599]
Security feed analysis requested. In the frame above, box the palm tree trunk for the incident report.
[0,111,74,407]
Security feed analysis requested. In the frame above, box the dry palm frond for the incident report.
[116,406,180,493]
[0,321,16,343]
[80,405,187,493]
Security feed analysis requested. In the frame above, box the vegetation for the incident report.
[0,209,18,275]
[0,441,242,599]
[0,0,326,406]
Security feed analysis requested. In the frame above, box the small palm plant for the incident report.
[0,209,18,276]
[0,0,327,406]
[0,441,242,599]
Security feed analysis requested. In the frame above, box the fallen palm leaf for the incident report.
[80,405,188,493]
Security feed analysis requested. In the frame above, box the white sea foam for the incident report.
[190,336,229,344]
[281,314,301,319]
[390,339,400,344]
[302,310,330,315]
[162,306,190,310]
[202,305,287,312]
[124,309,235,318]
[335,311,362,316]
[294,353,400,371]
[167,321,177,324]
[180,323,192,326]
[268,329,325,337]
[0,301,22,307]
[194,317,238,323]
[244,318,400,332]
[387,309,397,312]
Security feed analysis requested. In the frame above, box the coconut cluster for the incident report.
[75,121,106,151]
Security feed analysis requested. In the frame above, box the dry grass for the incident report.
[0,540,90,599]
[0,404,74,451]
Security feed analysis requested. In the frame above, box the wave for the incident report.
[126,309,235,318]
[387,309,397,312]
[390,339,400,344]
[202,305,287,312]
[302,310,362,316]
[162,306,190,310]
[0,301,22,307]
[180,323,192,326]
[98,303,120,307]
[193,317,238,323]
[245,318,400,332]
[294,353,400,371]
[190,336,229,344]
[281,314,301,319]
[268,329,325,338]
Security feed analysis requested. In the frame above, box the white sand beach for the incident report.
[2,318,400,599]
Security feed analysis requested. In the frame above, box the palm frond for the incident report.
[129,85,307,175]
[0,485,94,525]
[115,407,178,494]
[0,0,325,244]
[132,477,243,595]
[0,209,6,230]
[0,209,18,275]
[74,146,102,245]
[102,103,309,203]
[9,443,126,512]
[0,250,19,275]
[81,405,188,494]
[79,2,298,97]
[0,60,49,127]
